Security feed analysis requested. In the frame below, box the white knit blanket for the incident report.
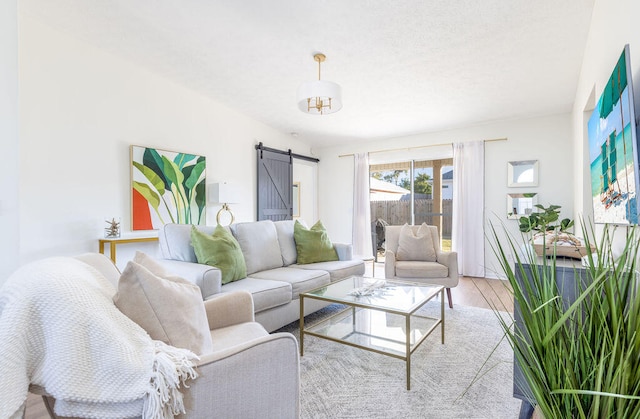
[0,257,198,419]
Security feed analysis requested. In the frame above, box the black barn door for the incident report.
[257,148,292,221]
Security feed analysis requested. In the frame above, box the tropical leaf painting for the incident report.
[131,145,206,230]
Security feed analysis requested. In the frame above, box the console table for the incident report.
[98,236,159,263]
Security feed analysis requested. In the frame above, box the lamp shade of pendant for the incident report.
[297,80,343,115]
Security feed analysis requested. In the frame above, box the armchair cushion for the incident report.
[191,225,247,284]
[396,223,436,262]
[395,260,449,278]
[294,220,339,264]
[114,261,214,355]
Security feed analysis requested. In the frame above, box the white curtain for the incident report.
[352,153,373,257]
[452,141,485,277]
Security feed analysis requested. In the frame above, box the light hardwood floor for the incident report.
[24,263,513,419]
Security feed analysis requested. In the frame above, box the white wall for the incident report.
[572,0,640,232]
[0,0,19,285]
[18,16,312,271]
[293,159,318,224]
[314,113,573,278]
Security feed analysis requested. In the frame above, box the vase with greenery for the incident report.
[517,204,594,259]
[488,213,640,418]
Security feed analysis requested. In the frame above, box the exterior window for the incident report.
[370,159,453,258]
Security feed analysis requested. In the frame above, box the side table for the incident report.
[98,237,159,263]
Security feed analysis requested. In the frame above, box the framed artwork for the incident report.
[587,45,640,224]
[507,160,538,187]
[507,193,538,219]
[131,145,206,230]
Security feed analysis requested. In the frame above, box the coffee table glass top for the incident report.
[300,276,445,389]
[304,276,442,314]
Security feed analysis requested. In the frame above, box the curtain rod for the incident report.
[338,138,507,158]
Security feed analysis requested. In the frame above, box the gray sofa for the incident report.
[157,220,365,332]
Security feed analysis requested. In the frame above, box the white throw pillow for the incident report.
[274,220,298,266]
[396,223,437,262]
[114,260,213,355]
[133,251,170,276]
[232,220,283,275]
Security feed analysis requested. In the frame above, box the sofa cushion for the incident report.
[395,260,448,278]
[249,267,330,299]
[274,220,299,266]
[292,259,365,282]
[231,220,283,275]
[294,220,339,264]
[218,278,292,313]
[114,261,213,355]
[159,223,216,263]
[191,225,247,285]
[396,223,437,262]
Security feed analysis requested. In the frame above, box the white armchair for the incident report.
[21,254,300,419]
[384,225,459,308]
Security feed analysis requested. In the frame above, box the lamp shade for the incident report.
[208,182,238,204]
[296,80,342,115]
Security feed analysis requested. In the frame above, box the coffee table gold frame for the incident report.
[300,277,444,390]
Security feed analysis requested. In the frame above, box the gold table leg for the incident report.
[406,314,411,390]
[441,288,445,344]
[109,242,117,263]
[299,295,304,356]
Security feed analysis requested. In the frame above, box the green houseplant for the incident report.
[488,217,640,418]
[517,204,593,259]
[517,204,574,237]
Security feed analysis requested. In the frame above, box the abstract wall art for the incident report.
[131,145,206,230]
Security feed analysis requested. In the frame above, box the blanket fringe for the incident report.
[143,341,199,419]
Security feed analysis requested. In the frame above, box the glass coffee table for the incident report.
[299,276,444,390]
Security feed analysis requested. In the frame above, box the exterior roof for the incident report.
[370,177,410,194]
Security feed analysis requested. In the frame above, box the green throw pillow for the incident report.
[190,225,247,284]
[294,220,339,264]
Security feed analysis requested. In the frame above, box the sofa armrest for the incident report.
[184,333,300,419]
[204,291,255,329]
[333,243,353,261]
[384,249,396,279]
[436,250,460,286]
[154,259,222,299]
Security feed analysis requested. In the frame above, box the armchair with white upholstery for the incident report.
[10,253,300,419]
[384,224,459,308]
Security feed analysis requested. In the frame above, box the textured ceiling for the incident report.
[20,0,595,147]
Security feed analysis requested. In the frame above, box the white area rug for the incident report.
[277,303,521,419]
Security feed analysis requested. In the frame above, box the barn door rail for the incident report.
[255,142,320,163]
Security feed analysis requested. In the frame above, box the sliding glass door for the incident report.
[370,158,453,258]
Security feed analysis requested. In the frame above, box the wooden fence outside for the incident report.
[370,199,452,238]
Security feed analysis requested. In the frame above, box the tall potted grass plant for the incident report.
[489,219,640,418]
